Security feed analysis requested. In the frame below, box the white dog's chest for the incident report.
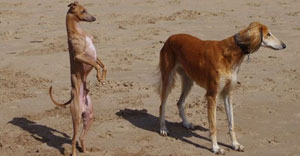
[85,36,97,60]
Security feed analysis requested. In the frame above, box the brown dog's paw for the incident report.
[100,81,106,85]
[96,74,102,82]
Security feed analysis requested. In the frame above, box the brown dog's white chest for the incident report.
[84,36,97,60]
[218,65,240,94]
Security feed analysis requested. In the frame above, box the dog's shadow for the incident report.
[9,117,71,155]
[116,108,231,152]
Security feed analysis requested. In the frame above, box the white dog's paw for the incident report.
[183,122,195,130]
[159,128,169,136]
[233,143,244,152]
[212,147,225,155]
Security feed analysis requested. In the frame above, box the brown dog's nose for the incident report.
[92,16,96,21]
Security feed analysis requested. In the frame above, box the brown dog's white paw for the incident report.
[212,147,225,155]
[212,145,225,155]
[233,143,244,152]
[159,129,169,136]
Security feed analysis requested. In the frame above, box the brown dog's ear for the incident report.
[68,1,79,8]
[234,22,263,54]
[234,31,249,54]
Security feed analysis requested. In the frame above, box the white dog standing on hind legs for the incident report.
[158,22,286,154]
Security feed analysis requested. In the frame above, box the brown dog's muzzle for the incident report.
[80,13,96,22]
[84,15,96,22]
[90,16,96,22]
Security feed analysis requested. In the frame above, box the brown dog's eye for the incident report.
[81,10,86,14]
[267,33,271,37]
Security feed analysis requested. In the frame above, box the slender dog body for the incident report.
[49,2,106,156]
[158,22,286,154]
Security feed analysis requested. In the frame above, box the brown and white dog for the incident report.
[158,22,286,154]
[49,1,106,156]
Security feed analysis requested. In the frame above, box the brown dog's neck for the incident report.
[221,36,246,67]
[66,13,84,37]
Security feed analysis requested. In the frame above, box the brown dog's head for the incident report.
[235,22,286,54]
[67,1,96,22]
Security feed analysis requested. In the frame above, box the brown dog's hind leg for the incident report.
[177,69,194,129]
[159,46,176,136]
[159,73,174,136]
[70,89,81,156]
[79,94,94,153]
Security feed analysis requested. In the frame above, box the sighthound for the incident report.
[49,2,106,156]
[158,22,286,154]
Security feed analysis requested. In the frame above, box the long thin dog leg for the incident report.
[70,89,81,156]
[224,93,244,151]
[207,90,224,154]
[222,68,244,152]
[177,70,194,129]
[79,94,94,153]
[159,89,169,136]
[159,69,176,136]
[71,118,80,156]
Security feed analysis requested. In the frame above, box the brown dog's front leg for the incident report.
[96,58,107,81]
[206,90,225,155]
[74,54,102,82]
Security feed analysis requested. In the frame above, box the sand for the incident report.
[0,0,300,155]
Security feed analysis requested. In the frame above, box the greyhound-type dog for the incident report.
[158,22,286,154]
[49,1,106,155]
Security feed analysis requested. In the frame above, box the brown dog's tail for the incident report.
[49,86,72,108]
[156,37,176,96]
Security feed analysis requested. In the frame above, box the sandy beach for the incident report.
[0,0,300,155]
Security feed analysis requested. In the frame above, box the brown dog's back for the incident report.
[159,34,224,92]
